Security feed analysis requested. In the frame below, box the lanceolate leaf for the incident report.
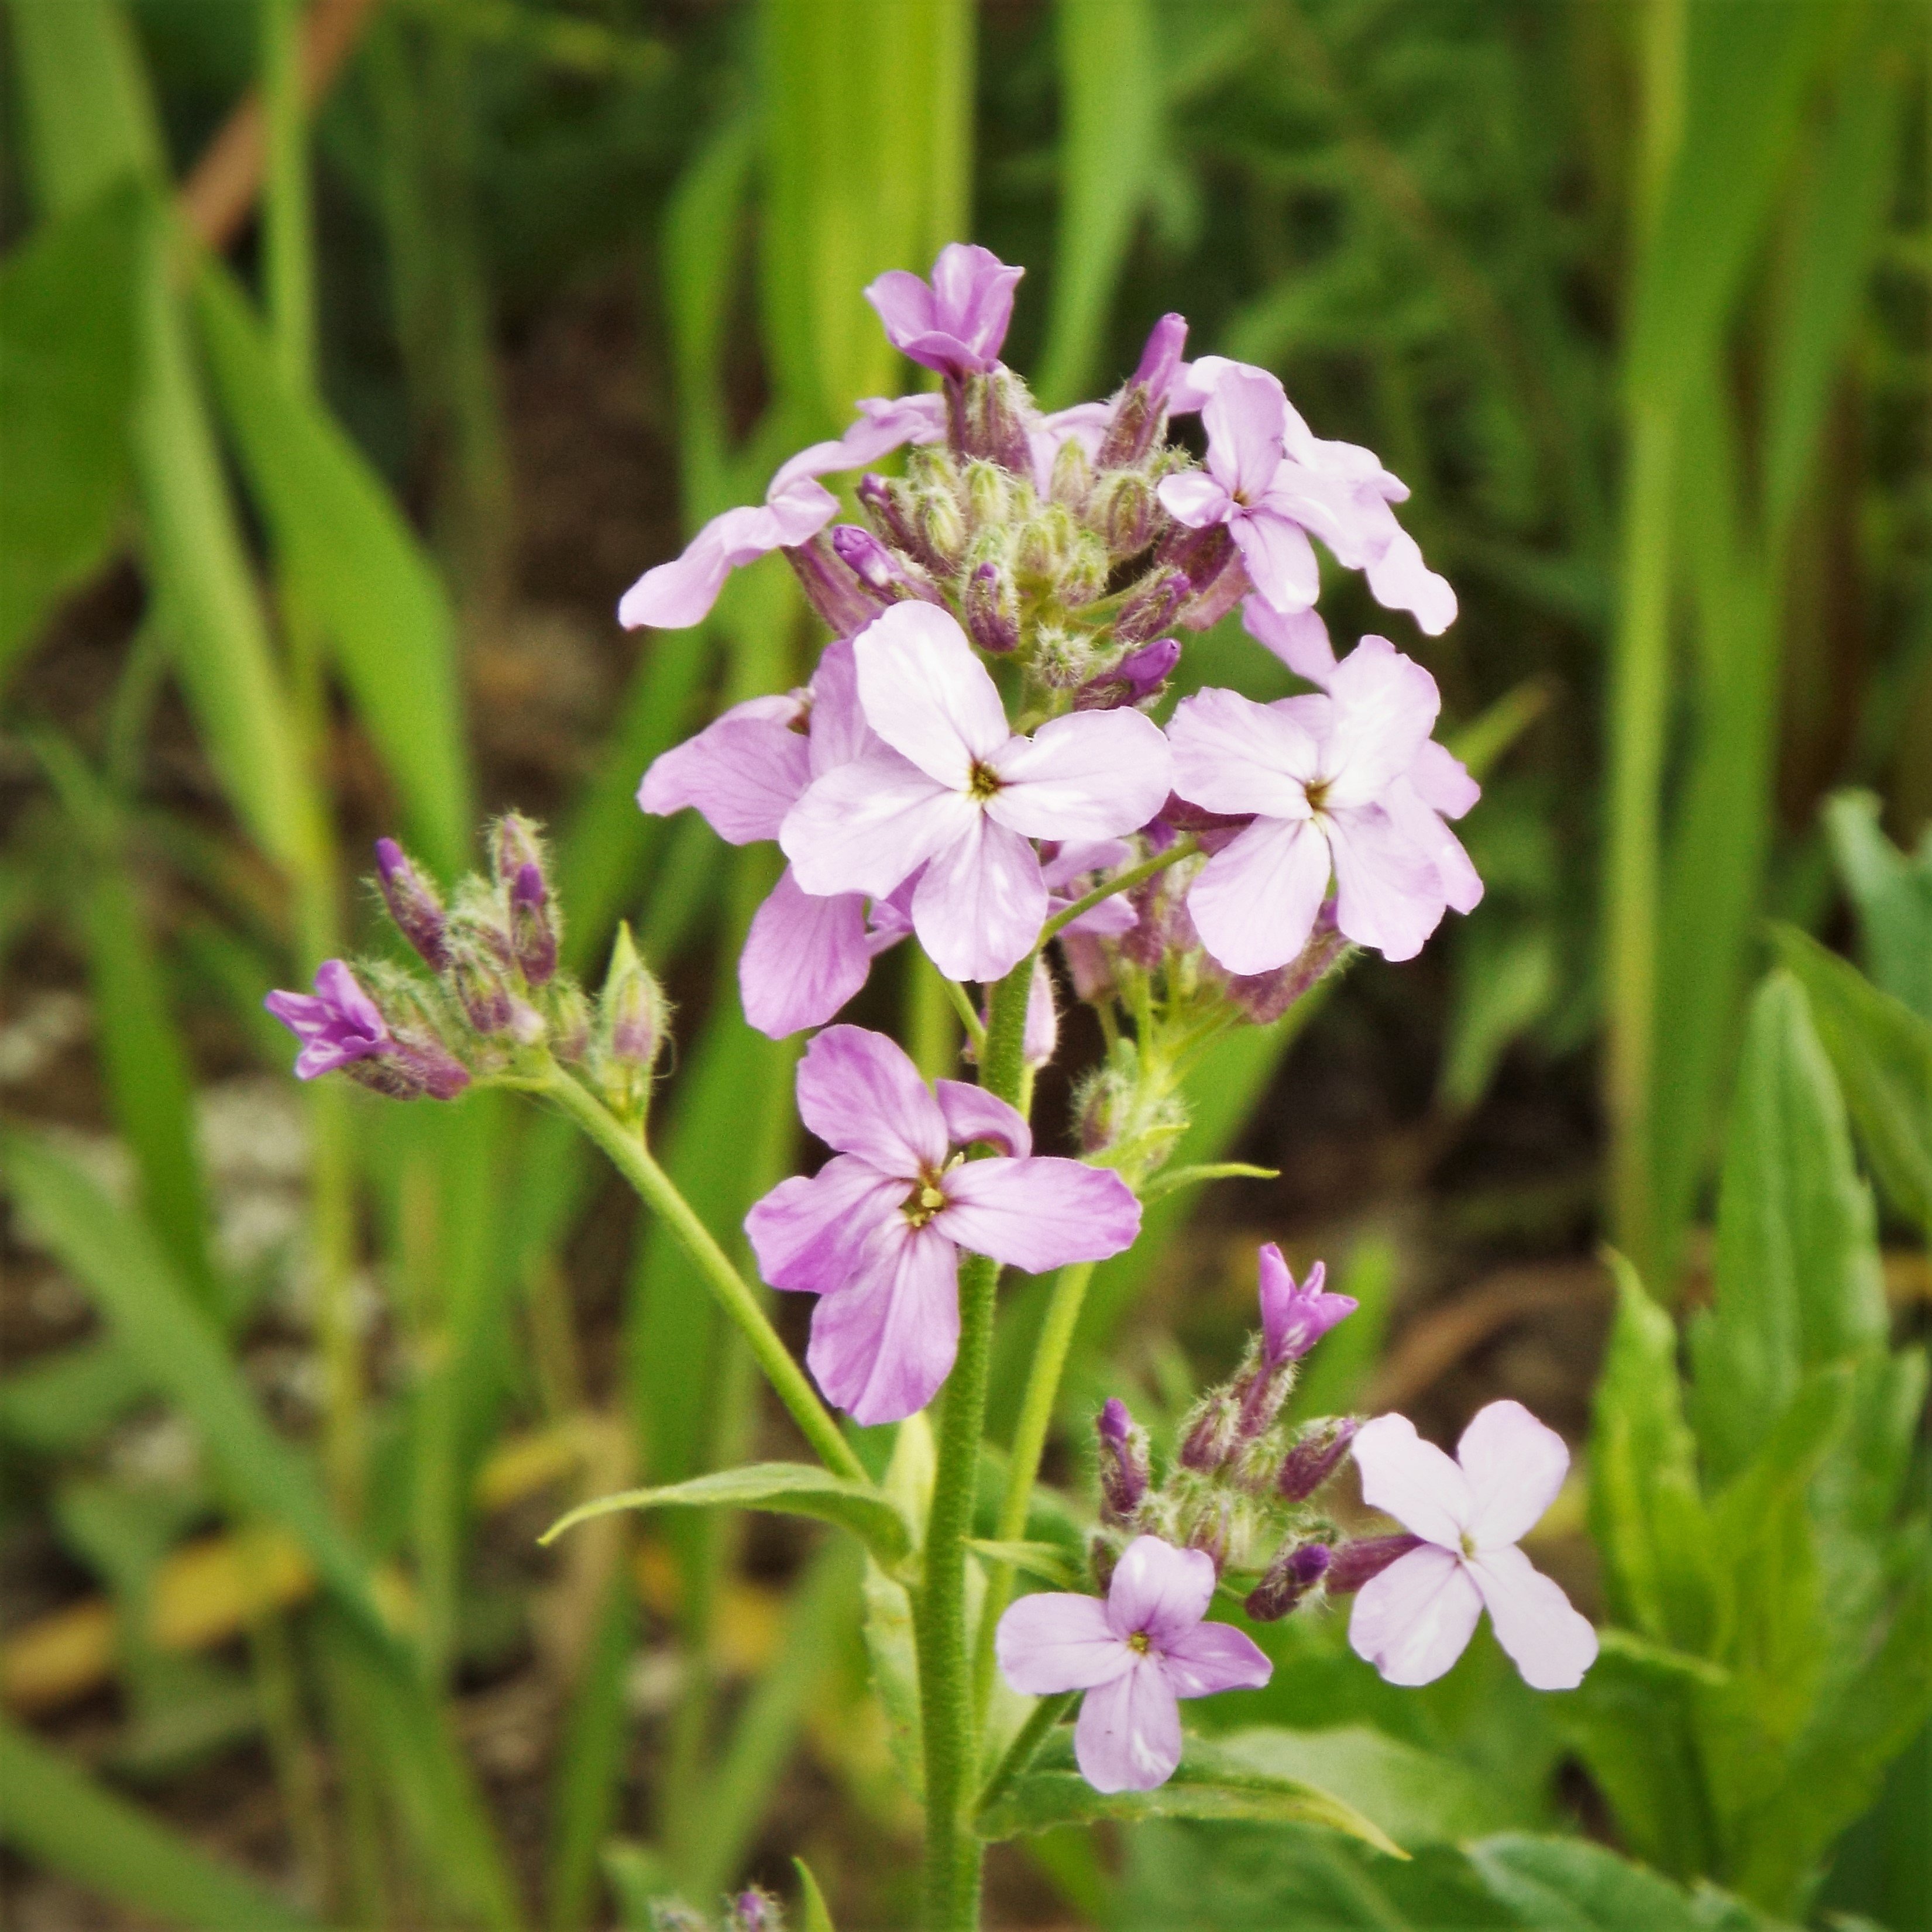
[976,1727,1404,1855]
[1823,790,1932,1020]
[541,1462,914,1569]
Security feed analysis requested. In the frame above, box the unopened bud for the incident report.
[829,524,943,607]
[1074,637,1181,713]
[726,1886,786,1932]
[915,482,968,573]
[1276,1417,1359,1502]
[546,979,592,1064]
[1030,623,1094,690]
[787,532,889,635]
[1115,570,1188,644]
[1091,470,1156,558]
[958,368,1033,472]
[963,559,1020,652]
[1245,1542,1331,1622]
[595,921,668,1116]
[1224,902,1353,1024]
[356,964,473,1100]
[1089,1533,1119,1595]
[1014,504,1079,585]
[1058,533,1110,609]
[373,838,448,970]
[1050,434,1094,510]
[1182,1495,1232,1573]
[1325,1534,1424,1595]
[1096,1397,1150,1524]
[1180,1393,1239,1473]
[446,912,517,1034]
[1096,313,1188,468]
[491,812,544,888]
[508,862,559,986]
[962,457,1012,533]
[858,472,944,575]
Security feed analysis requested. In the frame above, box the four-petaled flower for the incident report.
[865,242,1024,380]
[782,605,1173,982]
[744,1027,1140,1424]
[996,1535,1271,1793]
[266,961,389,1079]
[1257,1243,1356,1364]
[1347,1400,1598,1691]
[1168,635,1480,973]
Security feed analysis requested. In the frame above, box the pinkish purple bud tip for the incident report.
[1277,1416,1359,1501]
[1324,1533,1424,1595]
[1245,1541,1331,1621]
[373,838,449,971]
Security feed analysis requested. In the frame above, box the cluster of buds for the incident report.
[785,317,1222,714]
[649,1887,786,1932]
[1085,1246,1391,1624]
[266,816,669,1122]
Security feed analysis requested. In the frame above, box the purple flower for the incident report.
[1168,636,1480,972]
[745,1027,1140,1424]
[1257,1245,1355,1364]
[1156,366,1320,616]
[865,243,1023,380]
[617,395,944,632]
[781,606,1173,983]
[266,961,389,1078]
[995,1535,1271,1793]
[1347,1402,1598,1691]
[638,641,910,1038]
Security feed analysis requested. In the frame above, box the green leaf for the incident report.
[1771,924,1932,1236]
[0,183,143,682]
[1466,1833,1800,1932]
[1,1130,397,1653]
[539,1462,913,1567]
[1138,1161,1278,1203]
[793,1855,837,1932]
[967,1539,1083,1590]
[1823,790,1932,1020]
[0,1715,317,1930]
[194,260,472,874]
[976,1727,1404,1855]
[1690,973,1886,1484]
[861,1553,924,1801]
[1588,1252,1716,1652]
[0,1337,145,1452]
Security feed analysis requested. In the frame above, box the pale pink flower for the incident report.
[864,243,1023,380]
[1257,1245,1355,1364]
[996,1535,1271,1793]
[618,396,944,631]
[1348,1401,1598,1691]
[781,606,1173,982]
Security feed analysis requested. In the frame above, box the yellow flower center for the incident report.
[902,1174,950,1229]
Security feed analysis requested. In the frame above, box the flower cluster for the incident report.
[632,241,1479,1042]
[994,1247,1596,1792]
[266,818,669,1122]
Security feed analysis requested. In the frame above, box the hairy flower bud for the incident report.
[546,978,592,1064]
[508,863,558,986]
[858,472,944,574]
[1031,622,1096,690]
[957,367,1033,472]
[1115,569,1188,644]
[1096,1397,1150,1524]
[1324,1534,1424,1596]
[1244,1541,1331,1622]
[1013,503,1079,585]
[962,558,1020,652]
[787,532,889,635]
[829,523,943,608]
[373,838,448,971]
[1091,470,1156,558]
[1058,532,1111,609]
[1180,1393,1239,1473]
[1276,1417,1359,1502]
[726,1886,786,1932]
[1182,1494,1232,1573]
[446,909,517,1035]
[1074,637,1181,712]
[962,456,1012,534]
[1096,312,1187,468]
[1089,1532,1119,1596]
[915,481,968,573]
[594,921,668,1118]
[1050,434,1094,511]
[355,963,473,1100]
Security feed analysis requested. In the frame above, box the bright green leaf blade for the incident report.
[0,1714,316,1930]
[1823,790,1932,1020]
[540,1462,912,1567]
[1,1130,397,1652]
[0,183,142,681]
[1771,924,1932,1236]
[793,1855,837,1932]
[194,260,472,874]
[1690,973,1887,1484]
[0,1337,145,1452]
[1467,1833,1800,1932]
[966,1539,1083,1590]
[976,1727,1404,1855]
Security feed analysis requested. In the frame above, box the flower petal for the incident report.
[805,1225,960,1425]
[855,603,1012,783]
[743,1156,905,1295]
[1321,637,1442,808]
[1242,597,1336,684]
[1074,1656,1184,1793]
[934,1080,1032,1159]
[794,1025,948,1174]
[805,638,878,776]
[1349,1412,1472,1545]
[782,751,975,900]
[1105,1536,1216,1646]
[1348,1545,1484,1686]
[1156,470,1233,530]
[995,1593,1132,1696]
[1168,687,1321,819]
[1366,526,1458,635]
[1229,507,1321,614]
[1202,365,1288,501]
[1186,817,1332,977]
[1457,1400,1571,1551]
[1405,738,1480,820]
[1325,804,1444,962]
[619,493,834,631]
[738,871,874,1039]
[1466,1543,1598,1691]
[1160,1620,1273,1699]
[937,1157,1141,1273]
[910,816,1047,984]
[986,709,1174,843]
[766,394,947,501]
[638,703,811,844]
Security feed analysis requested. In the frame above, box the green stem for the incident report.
[940,974,988,1056]
[916,959,1036,1931]
[536,1067,867,1484]
[1040,838,1197,944]
[975,1691,1077,1824]
[970,1260,1097,1726]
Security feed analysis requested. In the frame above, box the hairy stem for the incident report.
[917,958,1036,1931]
[1040,837,1198,944]
[536,1068,866,1484]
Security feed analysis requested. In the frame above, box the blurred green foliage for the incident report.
[0,1,1925,1928]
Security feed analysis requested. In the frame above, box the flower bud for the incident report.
[1095,314,1188,468]
[1074,637,1180,712]
[1057,532,1110,609]
[1013,504,1079,585]
[594,920,668,1117]
[508,863,559,986]
[962,456,1012,534]
[1091,470,1156,558]
[915,481,968,573]
[962,559,1020,653]
[1245,1542,1331,1622]
[1179,1393,1239,1473]
[1324,1534,1424,1595]
[1115,569,1188,644]
[1089,1532,1119,1596]
[1050,434,1094,511]
[726,1886,786,1932]
[373,838,448,971]
[829,523,944,607]
[858,472,943,573]
[545,978,592,1064]
[355,964,473,1100]
[1224,901,1353,1024]
[446,910,517,1035]
[1096,1397,1150,1524]
[1276,1417,1359,1502]
[1031,623,1095,690]
[1182,1494,1232,1573]
[786,532,889,635]
[957,367,1033,472]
